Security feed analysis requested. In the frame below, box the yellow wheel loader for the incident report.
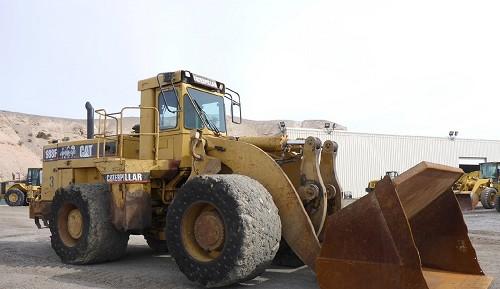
[365,170,398,193]
[2,168,42,206]
[478,162,500,209]
[29,70,492,288]
[454,163,500,211]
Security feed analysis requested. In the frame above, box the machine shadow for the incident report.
[0,240,317,289]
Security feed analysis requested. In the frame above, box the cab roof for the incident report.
[138,70,225,94]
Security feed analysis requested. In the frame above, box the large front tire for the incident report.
[495,195,500,213]
[49,184,129,264]
[166,175,281,287]
[480,187,497,209]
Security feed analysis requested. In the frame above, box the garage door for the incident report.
[459,157,486,173]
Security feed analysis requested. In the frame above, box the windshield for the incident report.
[184,87,226,132]
[480,163,499,179]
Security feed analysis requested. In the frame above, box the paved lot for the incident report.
[0,205,498,289]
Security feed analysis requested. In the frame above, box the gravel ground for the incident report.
[0,205,498,289]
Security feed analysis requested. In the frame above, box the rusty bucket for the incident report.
[455,191,474,211]
[316,162,493,289]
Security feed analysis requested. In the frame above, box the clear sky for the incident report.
[1,0,499,139]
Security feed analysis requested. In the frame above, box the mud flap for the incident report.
[316,162,492,289]
[111,184,152,231]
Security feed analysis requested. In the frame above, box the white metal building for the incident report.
[287,128,500,198]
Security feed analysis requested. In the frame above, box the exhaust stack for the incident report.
[85,101,94,139]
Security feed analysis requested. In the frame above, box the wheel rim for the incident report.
[67,209,83,239]
[489,192,496,205]
[181,202,225,262]
[8,193,18,203]
[58,203,83,247]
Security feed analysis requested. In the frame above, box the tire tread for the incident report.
[166,174,281,287]
[480,187,497,209]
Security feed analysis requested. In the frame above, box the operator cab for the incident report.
[139,70,241,135]
[26,168,42,186]
[479,162,500,182]
[134,70,241,163]
[385,171,399,179]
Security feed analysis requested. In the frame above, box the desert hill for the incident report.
[0,110,345,181]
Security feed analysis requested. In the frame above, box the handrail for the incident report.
[95,109,119,159]
[95,109,119,135]
[93,106,160,162]
[119,106,160,161]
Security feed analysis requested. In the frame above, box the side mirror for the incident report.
[231,101,241,124]
[226,88,241,124]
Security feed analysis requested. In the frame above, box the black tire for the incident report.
[272,240,304,268]
[144,236,169,254]
[495,195,500,213]
[49,183,129,264]
[166,175,281,287]
[480,187,497,209]
[4,188,26,206]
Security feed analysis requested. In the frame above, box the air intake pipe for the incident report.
[85,101,94,139]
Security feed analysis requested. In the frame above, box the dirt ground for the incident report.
[0,205,498,289]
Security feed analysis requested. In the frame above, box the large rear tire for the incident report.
[480,187,497,209]
[495,195,500,213]
[49,183,129,264]
[166,175,281,287]
[4,188,26,206]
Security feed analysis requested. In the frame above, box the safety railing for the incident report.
[94,106,160,161]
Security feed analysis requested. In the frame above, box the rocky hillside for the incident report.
[0,110,344,181]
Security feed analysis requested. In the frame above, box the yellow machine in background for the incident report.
[365,171,398,193]
[454,163,500,211]
[28,70,492,289]
[1,168,42,206]
[478,162,500,211]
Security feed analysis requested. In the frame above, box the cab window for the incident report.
[158,89,178,130]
